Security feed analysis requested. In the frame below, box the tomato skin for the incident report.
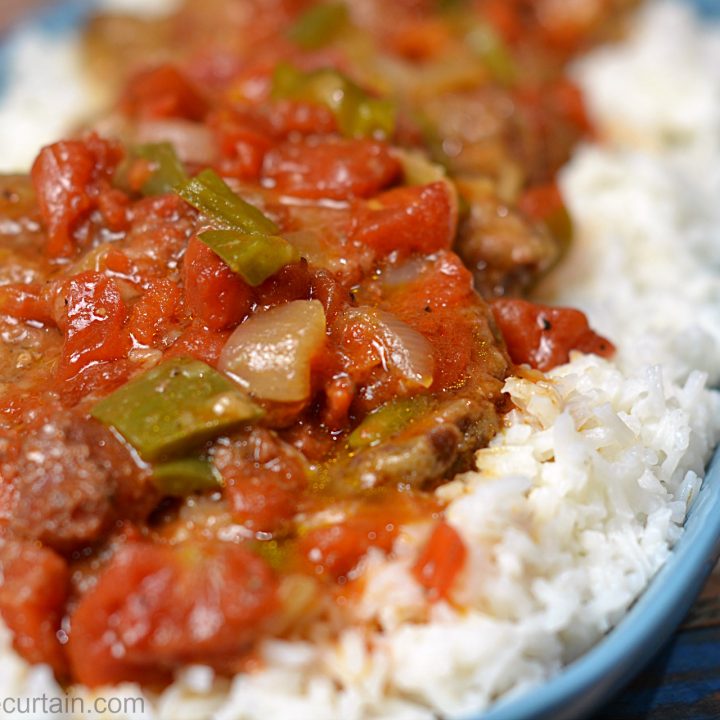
[57,272,131,383]
[182,236,254,331]
[67,541,279,687]
[491,298,615,371]
[350,181,456,259]
[262,137,401,201]
[412,521,467,602]
[120,65,208,121]
[0,540,70,678]
[299,514,398,580]
[31,135,123,258]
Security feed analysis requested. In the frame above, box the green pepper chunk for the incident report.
[348,395,432,450]
[135,142,189,196]
[199,229,300,287]
[271,62,396,139]
[288,2,348,49]
[152,457,222,496]
[91,357,263,461]
[465,24,517,85]
[177,169,279,236]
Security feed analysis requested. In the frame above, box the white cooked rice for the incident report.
[0,2,719,719]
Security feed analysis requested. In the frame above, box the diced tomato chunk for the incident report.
[388,18,451,60]
[164,321,230,367]
[518,182,565,223]
[209,109,274,180]
[262,137,401,201]
[57,272,131,382]
[266,100,338,137]
[31,135,123,257]
[215,429,308,535]
[491,297,615,371]
[299,514,398,580]
[126,279,183,347]
[182,236,254,331]
[0,540,70,678]
[0,284,53,325]
[412,521,467,602]
[120,65,208,121]
[386,252,482,391]
[67,541,278,687]
[96,186,131,232]
[548,78,594,135]
[350,181,456,258]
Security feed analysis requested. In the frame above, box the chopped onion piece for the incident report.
[135,119,218,165]
[219,300,327,403]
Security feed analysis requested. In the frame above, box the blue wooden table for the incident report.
[593,569,720,718]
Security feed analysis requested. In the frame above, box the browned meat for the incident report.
[1,413,157,553]
[454,178,560,297]
[337,390,502,491]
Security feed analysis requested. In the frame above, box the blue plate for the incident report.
[1,3,719,720]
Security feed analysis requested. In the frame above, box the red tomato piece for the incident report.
[120,65,208,121]
[0,284,54,325]
[491,298,615,371]
[350,181,456,259]
[265,100,337,137]
[57,272,131,383]
[67,541,279,687]
[388,18,451,60]
[518,182,565,223]
[0,540,70,678]
[386,252,480,391]
[31,135,123,257]
[182,236,254,331]
[96,186,131,232]
[208,108,274,180]
[254,260,312,308]
[127,279,183,347]
[164,321,230,367]
[299,514,398,580]
[412,521,467,602]
[215,429,308,535]
[548,78,594,135]
[262,137,401,201]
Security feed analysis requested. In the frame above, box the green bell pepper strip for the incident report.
[271,62,396,140]
[288,2,348,49]
[114,142,188,196]
[135,142,189,196]
[177,169,279,236]
[199,229,300,287]
[348,395,432,450]
[91,357,263,462]
[465,24,518,85]
[151,457,222,496]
